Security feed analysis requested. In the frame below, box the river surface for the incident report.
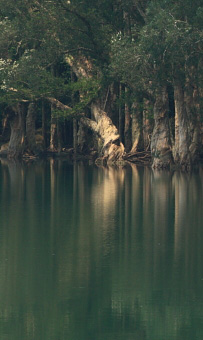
[0,159,202,340]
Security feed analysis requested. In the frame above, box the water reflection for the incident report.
[0,159,202,340]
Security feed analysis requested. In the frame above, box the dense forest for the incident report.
[0,0,202,168]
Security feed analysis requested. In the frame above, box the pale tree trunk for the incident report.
[68,56,125,163]
[81,103,125,164]
[173,82,191,166]
[8,104,25,159]
[151,87,173,169]
[26,102,37,153]
[131,102,143,153]
[91,103,124,163]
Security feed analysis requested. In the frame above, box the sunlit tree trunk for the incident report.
[83,103,125,164]
[69,57,125,164]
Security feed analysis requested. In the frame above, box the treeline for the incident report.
[0,0,202,168]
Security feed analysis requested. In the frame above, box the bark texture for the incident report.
[50,116,57,151]
[143,99,153,150]
[124,89,131,152]
[151,87,173,169]
[173,82,190,166]
[8,104,25,159]
[42,100,48,149]
[81,103,125,163]
[26,102,37,153]
[184,81,201,163]
[48,98,70,152]
[67,57,125,163]
[131,102,143,153]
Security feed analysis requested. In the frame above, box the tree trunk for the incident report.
[124,87,131,152]
[65,57,125,163]
[143,99,153,150]
[26,102,37,153]
[81,103,125,164]
[8,104,25,159]
[42,100,48,149]
[50,105,57,151]
[118,83,124,143]
[1,115,10,142]
[131,102,143,153]
[57,119,62,153]
[173,82,191,167]
[73,118,78,154]
[184,81,201,163]
[151,87,173,169]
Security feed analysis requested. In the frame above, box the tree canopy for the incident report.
[0,0,202,167]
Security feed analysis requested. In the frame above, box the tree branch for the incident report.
[46,97,71,111]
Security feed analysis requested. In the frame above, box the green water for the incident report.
[0,159,202,340]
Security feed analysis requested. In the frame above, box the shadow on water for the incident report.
[0,159,202,340]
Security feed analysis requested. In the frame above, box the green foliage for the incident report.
[52,77,101,120]
[0,0,202,118]
[111,0,203,97]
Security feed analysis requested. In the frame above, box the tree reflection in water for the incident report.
[0,159,202,340]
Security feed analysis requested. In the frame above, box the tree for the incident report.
[111,0,203,167]
[0,0,202,166]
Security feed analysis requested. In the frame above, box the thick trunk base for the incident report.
[8,105,25,159]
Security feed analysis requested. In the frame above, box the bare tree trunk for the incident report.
[1,115,10,142]
[42,100,48,149]
[118,83,124,143]
[8,104,25,159]
[184,80,201,163]
[78,121,90,153]
[124,87,131,152]
[131,102,143,153]
[57,118,62,153]
[50,104,57,151]
[151,87,173,169]
[62,57,125,163]
[80,103,124,164]
[143,99,153,150]
[26,102,37,153]
[173,82,190,167]
[73,118,78,154]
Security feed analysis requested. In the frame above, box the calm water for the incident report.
[0,159,202,340]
